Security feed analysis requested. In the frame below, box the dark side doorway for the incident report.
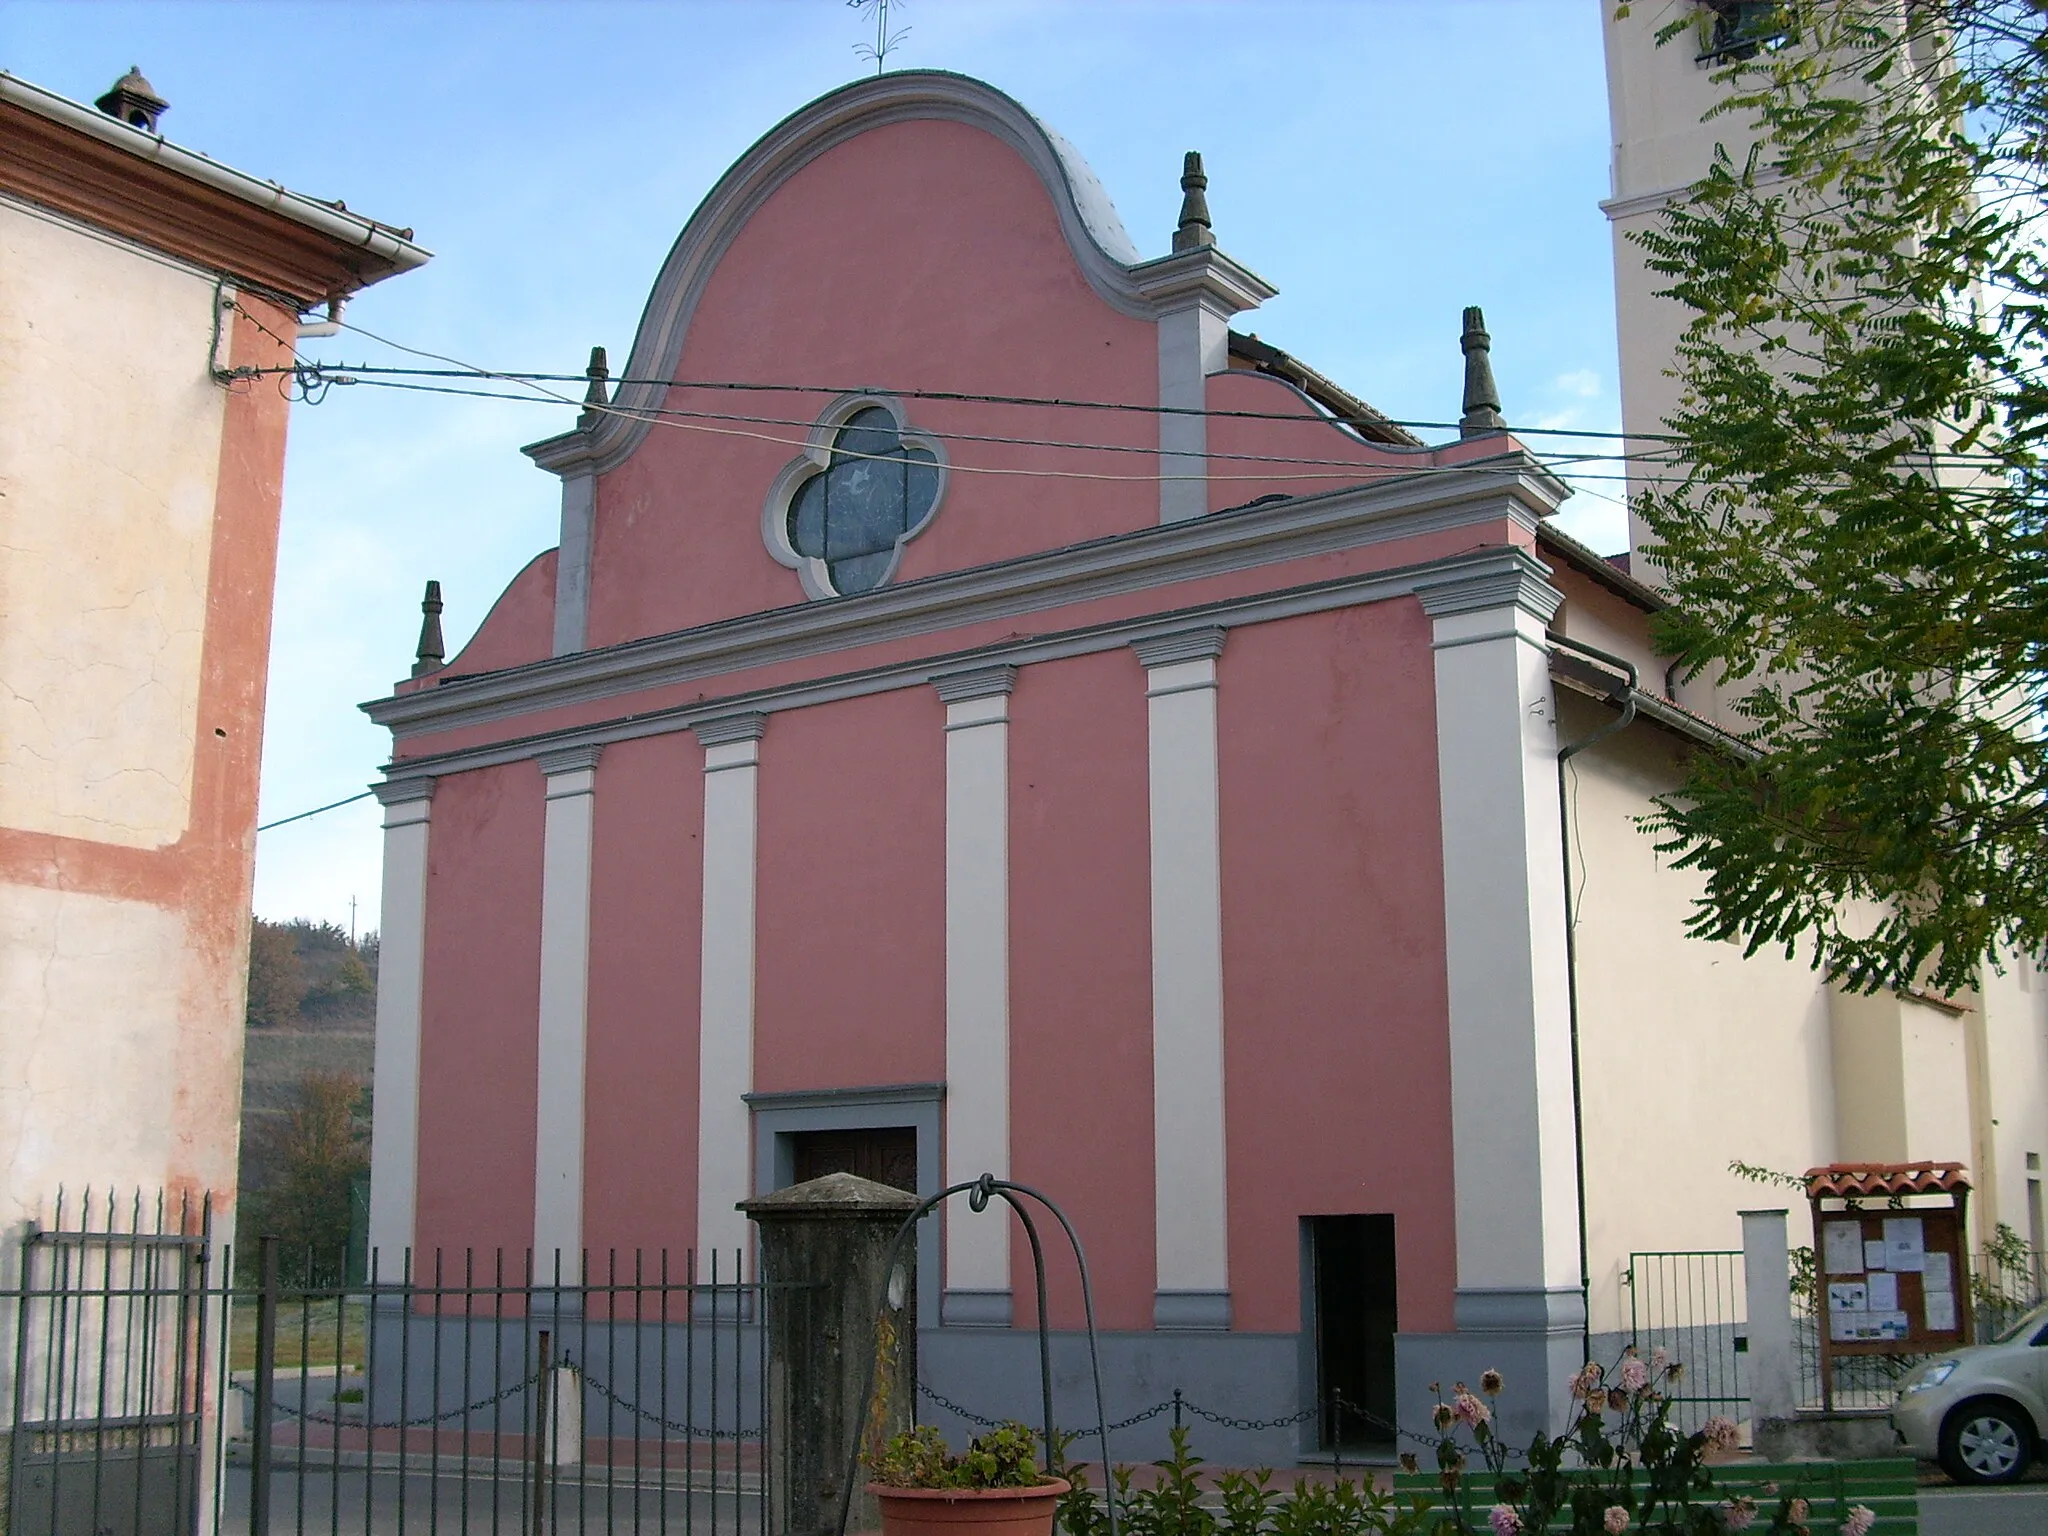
[790,1125,918,1193]
[1306,1214,1398,1449]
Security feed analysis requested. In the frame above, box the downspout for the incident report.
[1551,633,1639,1367]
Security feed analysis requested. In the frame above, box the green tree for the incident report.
[245,918,305,1028]
[240,1070,368,1281]
[1630,0,2048,993]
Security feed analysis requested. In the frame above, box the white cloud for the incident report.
[1554,368,1602,398]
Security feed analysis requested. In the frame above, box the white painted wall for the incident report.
[0,197,224,848]
[1562,700,1840,1335]
[0,885,194,1226]
[1978,956,2048,1256]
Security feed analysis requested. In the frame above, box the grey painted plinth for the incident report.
[1754,1411,1901,1462]
[1396,1289,1588,1453]
[742,1173,919,1536]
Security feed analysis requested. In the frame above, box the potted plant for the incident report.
[866,1421,1069,1536]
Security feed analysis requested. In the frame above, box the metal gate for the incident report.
[4,1194,800,1536]
[5,1190,211,1536]
[1623,1249,1747,1431]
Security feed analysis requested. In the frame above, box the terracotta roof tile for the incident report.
[1804,1162,1970,1199]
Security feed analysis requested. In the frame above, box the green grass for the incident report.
[226,1298,365,1373]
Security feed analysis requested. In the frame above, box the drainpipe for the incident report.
[1551,633,1639,1367]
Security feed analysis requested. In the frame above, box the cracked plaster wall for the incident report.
[0,197,223,849]
[0,884,192,1229]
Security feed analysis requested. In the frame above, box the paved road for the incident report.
[1917,1483,2048,1536]
[215,1464,766,1535]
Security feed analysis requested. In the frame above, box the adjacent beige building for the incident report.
[1591,0,2048,1333]
[0,69,428,1239]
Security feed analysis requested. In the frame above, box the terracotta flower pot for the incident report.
[867,1478,1070,1536]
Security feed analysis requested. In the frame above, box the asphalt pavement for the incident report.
[1916,1482,2048,1536]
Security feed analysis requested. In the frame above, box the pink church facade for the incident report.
[365,72,1640,1456]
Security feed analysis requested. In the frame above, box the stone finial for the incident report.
[95,67,169,133]
[1459,306,1506,437]
[578,346,610,431]
[1172,151,1215,253]
[412,580,445,678]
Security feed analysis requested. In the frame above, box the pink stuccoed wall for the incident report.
[583,118,1159,649]
[433,549,557,683]
[378,90,1547,1338]
[1217,604,1457,1334]
[582,732,706,1257]
[1007,650,1157,1332]
[415,763,546,1261]
[752,689,947,1094]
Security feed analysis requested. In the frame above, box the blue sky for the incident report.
[4,0,1627,932]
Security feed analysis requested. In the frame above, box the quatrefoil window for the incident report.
[762,396,947,599]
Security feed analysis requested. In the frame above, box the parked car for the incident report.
[1893,1300,2048,1484]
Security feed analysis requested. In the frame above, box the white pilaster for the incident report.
[936,667,1017,1326]
[1129,245,1274,525]
[695,713,766,1267]
[533,745,602,1266]
[366,777,435,1265]
[552,470,595,656]
[1156,304,1229,524]
[1134,627,1231,1330]
[1415,557,1582,1320]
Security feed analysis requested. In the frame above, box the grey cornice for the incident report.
[535,743,604,777]
[523,71,1171,480]
[365,455,1566,744]
[1413,551,1564,622]
[372,777,436,805]
[692,711,767,747]
[1131,627,1226,668]
[370,544,1543,785]
[932,666,1017,703]
[742,1082,944,1110]
[1127,246,1276,314]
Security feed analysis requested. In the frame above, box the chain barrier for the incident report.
[233,1367,543,1430]
[577,1365,762,1440]
[915,1383,1510,1460]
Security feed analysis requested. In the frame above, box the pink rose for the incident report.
[1789,1498,1809,1522]
[1701,1415,1741,1453]
[1452,1390,1492,1428]
[1842,1506,1875,1536]
[1721,1497,1756,1531]
[1488,1505,1522,1536]
[1619,1357,1649,1393]
[1604,1507,1630,1534]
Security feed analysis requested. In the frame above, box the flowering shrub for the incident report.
[1051,1353,1868,1536]
[1422,1353,1853,1535]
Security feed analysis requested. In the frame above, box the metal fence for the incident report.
[1622,1250,1747,1433]
[3,1194,804,1536]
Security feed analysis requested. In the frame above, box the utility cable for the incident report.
[257,790,374,832]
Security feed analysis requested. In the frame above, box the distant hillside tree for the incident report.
[245,919,305,1029]
[240,1069,368,1281]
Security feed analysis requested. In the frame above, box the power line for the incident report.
[257,790,373,832]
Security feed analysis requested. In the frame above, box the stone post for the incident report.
[742,1173,919,1536]
[1741,1209,1798,1428]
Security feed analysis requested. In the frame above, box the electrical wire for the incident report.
[257,790,374,832]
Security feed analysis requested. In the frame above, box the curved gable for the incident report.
[536,74,1261,647]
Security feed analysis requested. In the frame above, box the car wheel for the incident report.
[1939,1399,2035,1485]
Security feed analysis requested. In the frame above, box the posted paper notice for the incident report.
[1883,1216,1926,1272]
[1925,1291,1958,1332]
[1824,1221,1865,1275]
